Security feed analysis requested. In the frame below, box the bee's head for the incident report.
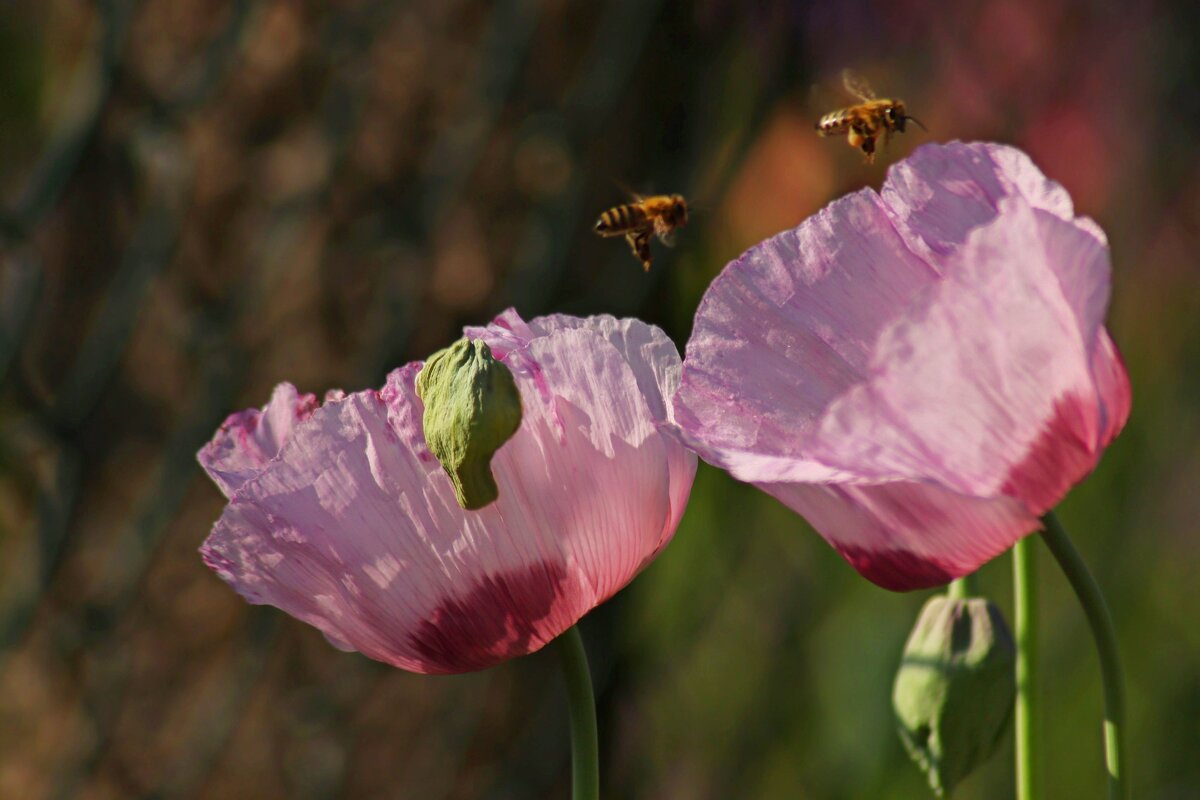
[889,102,927,133]
[669,194,689,226]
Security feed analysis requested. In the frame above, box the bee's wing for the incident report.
[612,178,645,202]
[842,69,877,101]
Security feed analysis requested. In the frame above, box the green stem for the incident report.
[947,574,973,600]
[555,625,600,800]
[1040,511,1129,800]
[1014,536,1039,800]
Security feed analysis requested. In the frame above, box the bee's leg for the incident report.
[861,132,877,163]
[625,231,652,272]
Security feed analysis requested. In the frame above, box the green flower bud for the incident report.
[415,338,522,510]
[892,594,1016,797]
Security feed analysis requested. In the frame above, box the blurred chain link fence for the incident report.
[0,1,802,797]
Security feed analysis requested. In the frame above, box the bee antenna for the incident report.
[907,115,928,132]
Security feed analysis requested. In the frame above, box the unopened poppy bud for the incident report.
[416,338,522,510]
[892,594,1015,797]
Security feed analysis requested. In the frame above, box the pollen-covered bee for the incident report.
[816,70,926,163]
[593,192,689,272]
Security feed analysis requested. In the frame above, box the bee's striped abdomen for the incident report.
[816,108,854,136]
[595,203,648,235]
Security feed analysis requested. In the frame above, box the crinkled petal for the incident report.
[463,307,537,360]
[470,310,681,423]
[198,383,320,497]
[527,314,680,421]
[884,141,1112,337]
[807,198,1103,509]
[471,309,698,546]
[201,327,681,674]
[882,141,1106,259]
[673,189,939,480]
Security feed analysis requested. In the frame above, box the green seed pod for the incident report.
[415,338,522,510]
[892,594,1016,797]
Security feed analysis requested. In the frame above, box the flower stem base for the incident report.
[1014,536,1039,800]
[555,625,600,800]
[1040,511,1128,800]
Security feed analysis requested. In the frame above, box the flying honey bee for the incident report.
[593,192,689,272]
[816,70,926,163]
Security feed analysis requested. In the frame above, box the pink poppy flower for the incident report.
[198,310,696,674]
[672,141,1130,591]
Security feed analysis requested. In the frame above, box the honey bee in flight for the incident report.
[816,70,926,163]
[593,192,689,272]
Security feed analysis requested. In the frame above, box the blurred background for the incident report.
[1,0,1197,797]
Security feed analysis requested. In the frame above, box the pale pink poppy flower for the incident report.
[672,141,1130,591]
[199,310,696,673]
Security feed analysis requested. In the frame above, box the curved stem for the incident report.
[1040,511,1129,800]
[555,625,600,800]
[1013,536,1039,800]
